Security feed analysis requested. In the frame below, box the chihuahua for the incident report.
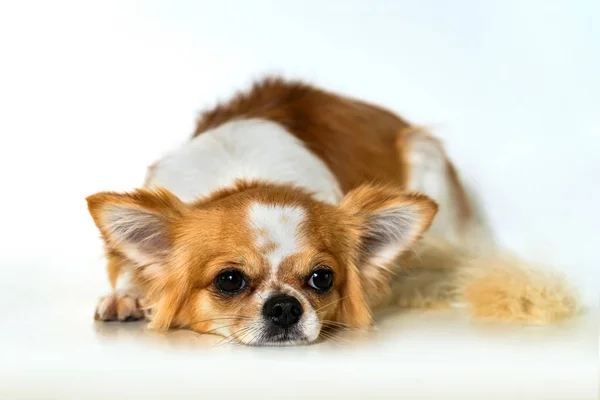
[86,77,579,346]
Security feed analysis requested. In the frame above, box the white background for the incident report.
[0,1,597,399]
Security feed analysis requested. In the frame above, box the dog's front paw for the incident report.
[94,290,147,322]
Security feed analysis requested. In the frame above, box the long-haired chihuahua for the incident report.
[87,77,579,346]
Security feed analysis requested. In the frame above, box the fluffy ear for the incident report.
[339,184,438,305]
[86,188,186,266]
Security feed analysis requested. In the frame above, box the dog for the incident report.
[86,76,579,346]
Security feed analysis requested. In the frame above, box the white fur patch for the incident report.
[365,208,422,268]
[103,205,169,265]
[115,270,134,290]
[246,204,321,344]
[406,134,493,248]
[104,206,163,245]
[146,119,343,204]
[406,135,463,246]
[248,203,305,277]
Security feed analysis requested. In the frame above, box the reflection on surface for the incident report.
[90,304,595,352]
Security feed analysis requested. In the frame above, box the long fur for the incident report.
[386,236,581,323]
[88,76,581,344]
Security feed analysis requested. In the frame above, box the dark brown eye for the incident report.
[307,267,334,291]
[215,269,246,294]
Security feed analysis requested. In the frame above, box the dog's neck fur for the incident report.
[145,118,344,204]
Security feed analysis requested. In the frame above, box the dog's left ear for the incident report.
[339,184,438,304]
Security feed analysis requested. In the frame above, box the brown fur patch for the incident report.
[194,77,411,193]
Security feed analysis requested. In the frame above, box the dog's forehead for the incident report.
[247,202,308,276]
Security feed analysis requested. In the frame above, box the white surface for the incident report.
[0,1,598,399]
[1,266,597,399]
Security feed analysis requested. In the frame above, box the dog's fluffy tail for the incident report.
[392,236,581,323]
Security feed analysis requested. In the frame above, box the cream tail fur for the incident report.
[382,129,581,324]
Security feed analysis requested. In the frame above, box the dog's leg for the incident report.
[94,249,147,322]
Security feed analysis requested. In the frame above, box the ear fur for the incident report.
[86,188,186,266]
[339,184,438,307]
[86,188,189,330]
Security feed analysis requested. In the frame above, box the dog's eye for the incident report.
[215,269,246,294]
[307,267,334,291]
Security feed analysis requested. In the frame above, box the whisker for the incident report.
[319,330,348,347]
[245,327,263,346]
[254,327,269,346]
[410,246,423,263]
[321,320,361,331]
[314,296,348,313]
[195,323,240,337]
[213,325,253,347]
[237,326,259,345]
[225,326,259,347]
[215,330,248,347]
[177,316,252,330]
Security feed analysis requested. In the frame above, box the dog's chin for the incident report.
[237,326,319,347]
[262,332,312,347]
[257,337,311,347]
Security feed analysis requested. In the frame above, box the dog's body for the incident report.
[88,77,578,345]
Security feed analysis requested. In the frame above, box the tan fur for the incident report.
[383,236,581,323]
[390,237,464,310]
[457,250,581,323]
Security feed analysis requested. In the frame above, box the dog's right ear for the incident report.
[86,188,186,266]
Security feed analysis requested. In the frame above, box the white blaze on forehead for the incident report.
[248,202,306,276]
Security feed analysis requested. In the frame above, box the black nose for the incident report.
[263,295,303,328]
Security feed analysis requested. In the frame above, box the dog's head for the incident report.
[86,181,437,345]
